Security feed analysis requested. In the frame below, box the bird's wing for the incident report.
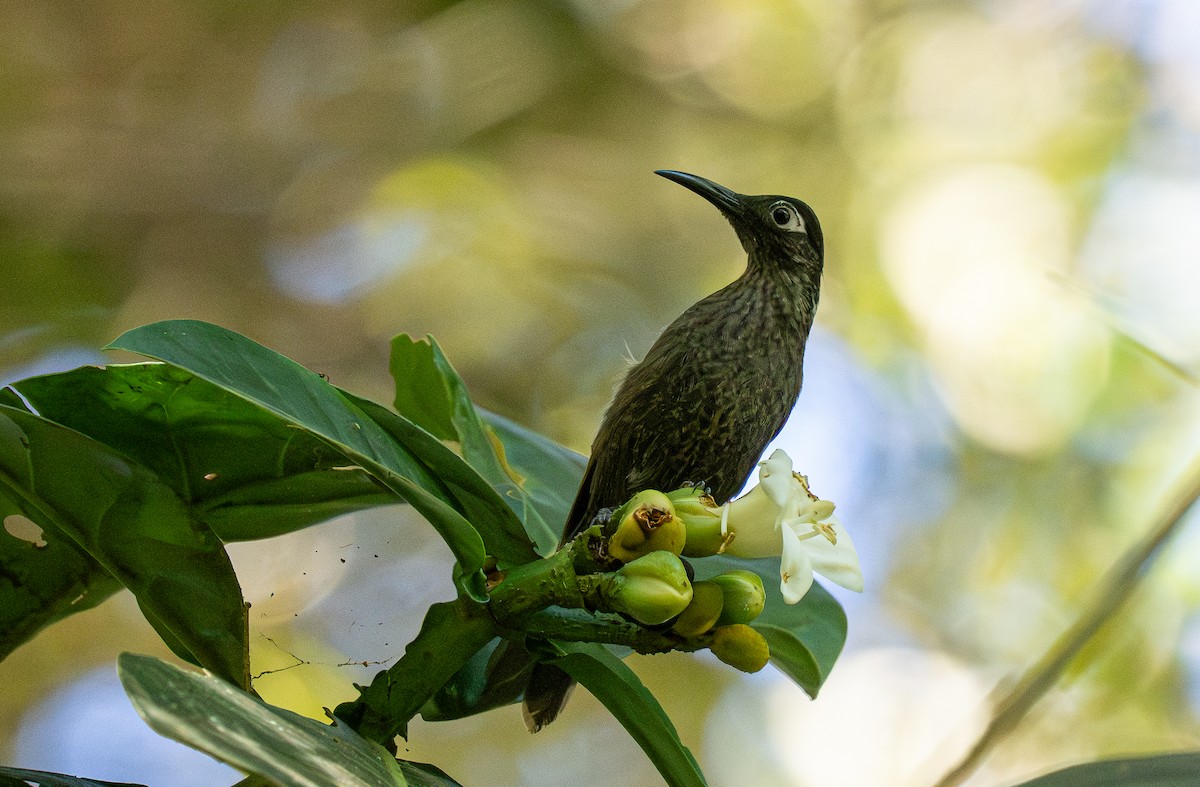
[560,453,599,542]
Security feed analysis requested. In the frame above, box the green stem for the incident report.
[934,454,1200,787]
[507,607,707,655]
[487,542,588,621]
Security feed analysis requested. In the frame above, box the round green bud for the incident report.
[607,490,684,563]
[710,570,766,625]
[668,488,728,558]
[709,624,770,673]
[601,551,693,625]
[670,580,724,637]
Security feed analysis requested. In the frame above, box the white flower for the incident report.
[721,449,864,604]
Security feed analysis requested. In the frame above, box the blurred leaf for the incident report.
[551,642,706,787]
[107,320,490,596]
[482,410,585,552]
[0,766,144,786]
[118,653,410,787]
[696,557,845,697]
[7,364,400,541]
[390,335,559,557]
[333,599,498,744]
[1013,752,1200,786]
[0,406,247,686]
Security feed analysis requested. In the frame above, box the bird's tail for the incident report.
[522,661,576,732]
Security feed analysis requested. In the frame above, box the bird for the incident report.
[523,169,826,731]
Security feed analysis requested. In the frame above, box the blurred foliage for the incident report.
[2,0,1200,785]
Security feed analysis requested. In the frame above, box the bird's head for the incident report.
[655,170,824,274]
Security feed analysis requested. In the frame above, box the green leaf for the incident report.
[1013,752,1200,786]
[396,761,463,787]
[333,599,498,744]
[0,406,248,686]
[0,485,123,661]
[695,557,845,697]
[0,766,144,786]
[390,336,502,482]
[390,335,561,557]
[389,335,461,443]
[8,364,400,541]
[106,320,488,591]
[419,637,532,722]
[482,410,585,553]
[345,394,538,568]
[752,624,822,694]
[550,642,706,787]
[117,653,411,787]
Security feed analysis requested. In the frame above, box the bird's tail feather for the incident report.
[523,662,576,733]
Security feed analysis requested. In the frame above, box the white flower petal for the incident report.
[723,485,785,557]
[797,515,864,593]
[759,449,796,510]
[779,524,816,604]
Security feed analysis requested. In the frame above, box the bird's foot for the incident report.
[590,507,617,528]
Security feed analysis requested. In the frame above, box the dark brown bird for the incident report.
[524,170,826,730]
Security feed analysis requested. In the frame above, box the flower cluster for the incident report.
[582,449,863,671]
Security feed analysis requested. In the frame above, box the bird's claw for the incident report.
[590,507,617,528]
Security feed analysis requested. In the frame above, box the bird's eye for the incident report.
[769,202,805,233]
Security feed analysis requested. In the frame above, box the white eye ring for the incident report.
[769,202,806,233]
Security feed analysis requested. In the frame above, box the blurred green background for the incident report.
[3,1,1200,785]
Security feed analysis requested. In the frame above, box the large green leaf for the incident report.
[106,320,490,595]
[0,406,247,686]
[1,483,122,660]
[390,336,559,556]
[0,767,144,786]
[344,393,538,567]
[6,364,400,541]
[482,409,585,550]
[1013,752,1200,786]
[394,761,462,787]
[118,653,411,787]
[550,642,706,787]
[695,556,846,698]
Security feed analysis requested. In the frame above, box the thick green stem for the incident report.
[487,542,587,621]
[508,607,708,655]
[336,536,697,749]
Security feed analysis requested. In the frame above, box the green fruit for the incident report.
[711,570,766,625]
[709,624,770,673]
[671,581,724,637]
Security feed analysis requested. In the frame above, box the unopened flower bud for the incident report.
[597,551,693,625]
[709,624,770,673]
[670,580,724,637]
[710,570,766,625]
[668,488,728,557]
[607,490,685,562]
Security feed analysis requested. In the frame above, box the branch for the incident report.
[934,454,1200,787]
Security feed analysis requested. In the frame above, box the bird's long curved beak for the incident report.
[655,170,742,215]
